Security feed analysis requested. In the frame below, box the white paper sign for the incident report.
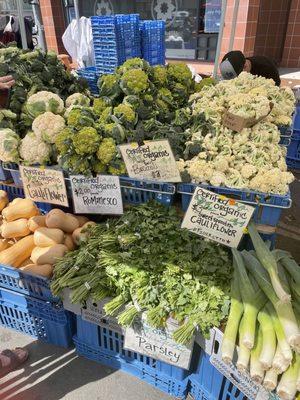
[124,316,194,369]
[119,140,181,183]
[81,298,124,334]
[20,166,68,207]
[70,175,123,215]
[181,187,255,248]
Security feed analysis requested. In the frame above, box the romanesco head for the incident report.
[117,58,150,74]
[108,159,127,175]
[151,65,168,87]
[73,127,101,155]
[97,137,117,165]
[113,104,137,125]
[93,160,107,174]
[103,122,126,144]
[120,69,149,96]
[93,97,111,116]
[157,87,173,103]
[98,74,121,99]
[98,107,113,126]
[167,63,192,86]
[61,153,91,175]
[67,107,95,129]
[55,127,74,154]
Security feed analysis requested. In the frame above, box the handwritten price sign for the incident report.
[119,140,181,183]
[181,187,255,248]
[20,166,68,207]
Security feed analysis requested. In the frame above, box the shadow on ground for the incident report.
[0,340,113,400]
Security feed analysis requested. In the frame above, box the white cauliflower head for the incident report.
[210,171,226,187]
[25,91,64,118]
[19,131,52,165]
[240,163,257,179]
[65,93,90,108]
[32,112,66,144]
[0,128,20,163]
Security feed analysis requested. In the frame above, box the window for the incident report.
[64,0,221,62]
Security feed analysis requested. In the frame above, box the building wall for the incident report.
[282,0,300,67]
[254,0,291,65]
[39,0,66,53]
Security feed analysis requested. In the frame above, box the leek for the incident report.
[247,222,290,303]
[267,302,293,363]
[250,327,264,384]
[221,264,243,364]
[242,251,300,352]
[297,365,300,391]
[257,306,276,370]
[276,251,300,285]
[236,317,251,372]
[272,345,291,374]
[263,368,278,391]
[232,249,266,349]
[277,353,300,400]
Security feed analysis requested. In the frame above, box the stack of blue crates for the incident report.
[91,14,141,75]
[286,102,300,169]
[77,66,98,95]
[140,20,166,66]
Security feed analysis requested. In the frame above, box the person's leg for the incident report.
[0,348,28,377]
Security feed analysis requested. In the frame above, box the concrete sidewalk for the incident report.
[0,327,174,400]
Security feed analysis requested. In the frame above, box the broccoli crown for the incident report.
[117,57,150,74]
[93,97,111,116]
[151,65,168,87]
[55,127,74,154]
[97,137,117,165]
[73,127,101,155]
[67,107,95,129]
[167,63,192,86]
[98,74,121,99]
[113,104,136,124]
[120,69,149,96]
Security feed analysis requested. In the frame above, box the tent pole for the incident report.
[213,0,227,79]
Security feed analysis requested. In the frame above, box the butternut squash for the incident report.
[0,190,9,211]
[0,235,35,267]
[34,227,64,247]
[0,238,11,252]
[9,198,24,206]
[1,219,31,239]
[3,199,40,222]
[28,215,46,232]
[31,244,68,265]
[72,221,96,245]
[20,263,54,278]
[73,215,89,227]
[45,209,79,233]
[64,234,76,251]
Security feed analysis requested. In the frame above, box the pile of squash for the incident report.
[0,190,94,278]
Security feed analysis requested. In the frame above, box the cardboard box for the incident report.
[223,103,273,132]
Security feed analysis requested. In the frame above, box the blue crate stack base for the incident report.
[286,103,300,169]
[140,20,166,66]
[74,314,193,398]
[77,67,99,95]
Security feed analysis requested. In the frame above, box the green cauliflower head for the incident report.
[55,127,74,154]
[167,63,192,86]
[98,74,121,99]
[93,97,112,116]
[120,69,150,96]
[0,128,20,163]
[25,91,64,119]
[19,131,52,165]
[65,93,90,108]
[32,111,66,144]
[151,65,168,87]
[112,104,137,127]
[73,127,101,155]
[103,122,126,144]
[97,137,117,165]
[67,107,95,129]
[117,58,150,74]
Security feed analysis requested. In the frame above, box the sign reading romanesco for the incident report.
[181,187,254,248]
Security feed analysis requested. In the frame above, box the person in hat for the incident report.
[220,50,281,86]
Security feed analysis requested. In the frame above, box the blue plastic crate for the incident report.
[0,162,12,181]
[293,104,300,130]
[287,136,300,158]
[0,264,56,302]
[292,128,300,140]
[188,346,247,400]
[77,67,99,95]
[0,287,74,347]
[2,163,22,186]
[286,156,300,170]
[119,176,175,206]
[74,336,188,399]
[177,183,291,227]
